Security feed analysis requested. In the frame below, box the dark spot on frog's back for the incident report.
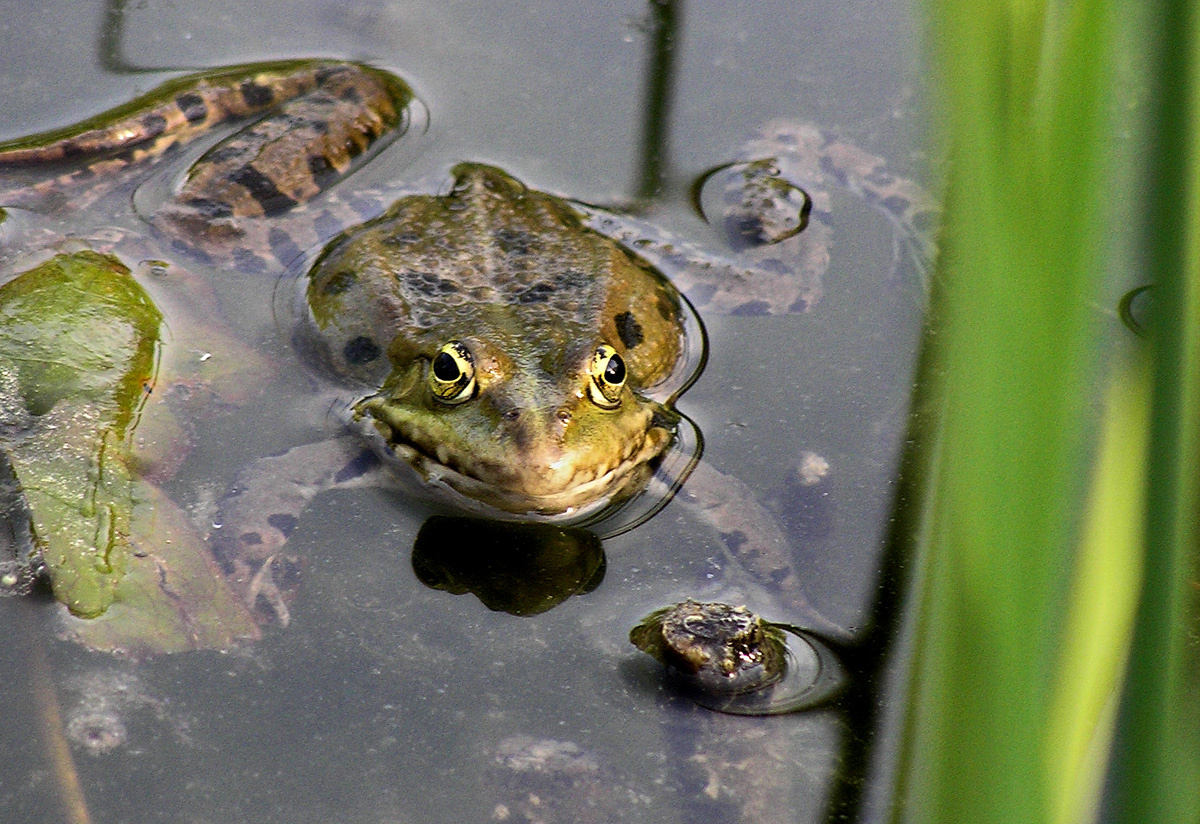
[181,196,234,220]
[425,272,459,295]
[554,268,590,291]
[401,270,460,297]
[139,113,169,139]
[382,230,421,248]
[199,146,245,170]
[343,336,381,365]
[54,142,85,161]
[313,64,339,85]
[518,282,553,304]
[307,154,336,189]
[494,228,539,256]
[229,166,299,214]
[613,311,644,349]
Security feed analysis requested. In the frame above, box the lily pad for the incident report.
[0,251,258,654]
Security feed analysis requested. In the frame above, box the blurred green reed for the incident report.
[896,0,1199,822]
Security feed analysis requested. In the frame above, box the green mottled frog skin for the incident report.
[0,60,934,634]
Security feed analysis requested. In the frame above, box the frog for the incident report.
[0,57,933,822]
[632,600,790,696]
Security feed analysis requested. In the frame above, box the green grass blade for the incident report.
[1047,355,1148,824]
[1107,2,1200,821]
[899,0,1130,820]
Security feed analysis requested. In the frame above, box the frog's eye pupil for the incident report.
[588,344,626,409]
[433,351,460,382]
[429,341,476,404]
[603,354,626,386]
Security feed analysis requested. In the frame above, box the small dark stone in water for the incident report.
[631,600,786,695]
[698,158,811,251]
[630,600,845,715]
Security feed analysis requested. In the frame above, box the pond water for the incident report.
[0,0,929,822]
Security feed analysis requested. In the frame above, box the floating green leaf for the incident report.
[0,251,257,654]
[0,251,161,617]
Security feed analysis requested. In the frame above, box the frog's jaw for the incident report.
[389,428,669,520]
[352,396,675,521]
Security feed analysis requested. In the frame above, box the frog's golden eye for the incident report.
[587,344,626,409]
[429,341,476,405]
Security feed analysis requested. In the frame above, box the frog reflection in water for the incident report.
[0,60,932,639]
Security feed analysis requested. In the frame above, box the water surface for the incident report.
[0,0,928,821]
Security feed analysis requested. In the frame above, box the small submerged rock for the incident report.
[630,600,844,715]
[698,158,812,251]
[631,601,786,694]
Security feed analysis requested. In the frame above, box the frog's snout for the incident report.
[489,399,568,451]
[487,405,574,480]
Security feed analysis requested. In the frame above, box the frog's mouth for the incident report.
[351,406,675,522]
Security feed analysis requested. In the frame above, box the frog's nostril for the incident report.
[501,407,521,421]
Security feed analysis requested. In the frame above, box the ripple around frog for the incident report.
[690,624,845,716]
